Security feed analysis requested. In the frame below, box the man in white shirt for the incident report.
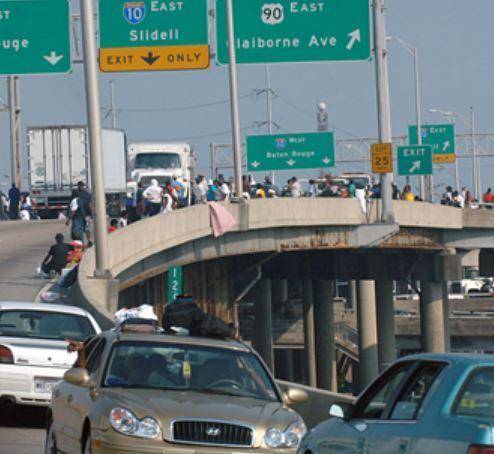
[143,179,163,216]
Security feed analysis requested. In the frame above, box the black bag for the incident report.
[163,300,234,340]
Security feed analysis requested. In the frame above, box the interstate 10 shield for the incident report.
[123,2,147,25]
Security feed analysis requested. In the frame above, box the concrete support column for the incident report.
[420,281,446,353]
[276,350,294,381]
[375,280,396,371]
[357,280,379,391]
[314,280,337,392]
[302,278,317,387]
[348,280,357,310]
[254,279,274,371]
[442,282,451,352]
[272,279,288,304]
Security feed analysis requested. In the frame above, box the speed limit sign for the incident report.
[371,143,393,174]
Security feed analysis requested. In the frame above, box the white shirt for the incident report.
[70,197,79,212]
[118,218,128,228]
[219,183,231,199]
[162,194,174,213]
[291,181,301,198]
[143,185,163,204]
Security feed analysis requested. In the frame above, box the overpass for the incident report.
[70,198,494,393]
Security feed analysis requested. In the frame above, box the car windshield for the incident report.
[135,153,181,169]
[103,341,279,402]
[455,367,494,419]
[0,310,95,342]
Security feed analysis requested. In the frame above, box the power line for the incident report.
[156,125,253,142]
[104,94,251,114]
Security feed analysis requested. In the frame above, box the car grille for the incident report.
[172,420,253,447]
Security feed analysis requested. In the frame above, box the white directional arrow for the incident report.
[286,159,296,166]
[346,29,361,51]
[409,161,421,173]
[443,140,451,152]
[251,161,260,168]
[322,157,331,165]
[44,51,64,66]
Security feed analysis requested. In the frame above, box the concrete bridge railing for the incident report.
[73,198,494,327]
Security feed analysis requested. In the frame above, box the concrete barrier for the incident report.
[276,380,355,429]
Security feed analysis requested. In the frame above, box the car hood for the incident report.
[102,388,299,445]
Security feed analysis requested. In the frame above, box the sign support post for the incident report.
[80,0,110,276]
[372,0,394,223]
[8,76,22,189]
[226,0,244,198]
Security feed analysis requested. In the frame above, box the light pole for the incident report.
[388,36,426,201]
[429,107,478,199]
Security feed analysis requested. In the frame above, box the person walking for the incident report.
[8,183,20,220]
[143,179,163,216]
[66,190,88,242]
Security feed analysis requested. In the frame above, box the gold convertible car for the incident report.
[45,323,308,453]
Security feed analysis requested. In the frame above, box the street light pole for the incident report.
[373,0,394,223]
[226,0,243,198]
[80,0,110,276]
[8,76,22,189]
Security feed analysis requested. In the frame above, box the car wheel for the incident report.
[83,430,92,454]
[44,420,57,454]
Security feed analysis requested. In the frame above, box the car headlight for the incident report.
[264,420,307,448]
[110,407,161,439]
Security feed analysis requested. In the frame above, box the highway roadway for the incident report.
[0,220,69,453]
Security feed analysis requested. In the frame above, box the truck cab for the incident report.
[127,142,192,198]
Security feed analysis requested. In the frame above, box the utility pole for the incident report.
[471,106,481,200]
[265,66,275,183]
[226,0,243,198]
[8,76,22,189]
[373,0,394,223]
[80,0,110,276]
[109,80,117,129]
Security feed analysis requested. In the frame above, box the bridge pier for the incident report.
[254,278,274,371]
[302,278,317,387]
[356,280,379,391]
[375,280,396,371]
[314,280,337,392]
[420,281,446,353]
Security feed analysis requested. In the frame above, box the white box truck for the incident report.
[27,126,127,218]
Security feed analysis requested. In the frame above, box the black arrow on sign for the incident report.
[141,52,160,66]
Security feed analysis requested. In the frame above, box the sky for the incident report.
[1,0,493,196]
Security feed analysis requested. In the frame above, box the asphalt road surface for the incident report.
[0,220,69,301]
[0,219,69,453]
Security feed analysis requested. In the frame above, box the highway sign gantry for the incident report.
[216,0,371,65]
[98,0,210,72]
[247,132,335,171]
[0,0,71,75]
[371,143,393,174]
[409,124,456,164]
[397,145,433,176]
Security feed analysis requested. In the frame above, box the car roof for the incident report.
[102,330,251,353]
[398,352,494,365]
[0,301,91,317]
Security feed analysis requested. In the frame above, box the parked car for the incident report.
[0,301,101,407]
[299,353,494,454]
[46,323,308,453]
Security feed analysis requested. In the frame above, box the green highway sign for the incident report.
[397,145,433,176]
[247,132,335,171]
[409,124,456,164]
[0,0,71,75]
[168,266,183,304]
[98,0,210,72]
[216,0,371,65]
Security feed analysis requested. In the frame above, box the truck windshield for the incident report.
[103,341,279,402]
[135,153,181,169]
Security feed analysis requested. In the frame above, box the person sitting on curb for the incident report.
[42,233,74,278]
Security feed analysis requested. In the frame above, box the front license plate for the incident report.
[34,378,59,394]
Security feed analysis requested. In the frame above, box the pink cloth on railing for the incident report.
[209,202,238,238]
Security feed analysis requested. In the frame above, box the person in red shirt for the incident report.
[483,188,494,204]
[108,219,118,233]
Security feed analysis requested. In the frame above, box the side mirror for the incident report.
[284,387,309,404]
[329,404,346,419]
[64,368,93,388]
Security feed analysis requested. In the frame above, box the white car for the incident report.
[0,301,101,406]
